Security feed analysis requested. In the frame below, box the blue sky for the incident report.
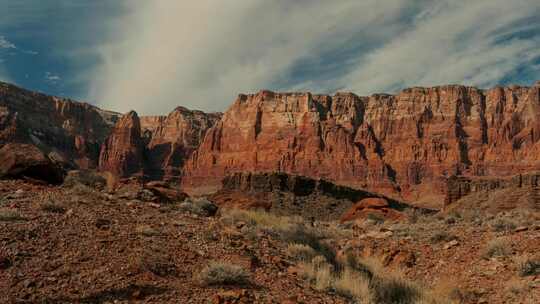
[0,1,539,114]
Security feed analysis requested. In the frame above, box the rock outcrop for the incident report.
[210,172,414,221]
[445,171,540,205]
[340,198,406,223]
[0,82,220,182]
[184,83,540,206]
[0,82,119,169]
[0,143,64,184]
[98,111,144,178]
[140,107,221,181]
[2,80,540,208]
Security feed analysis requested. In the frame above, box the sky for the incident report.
[0,1,539,115]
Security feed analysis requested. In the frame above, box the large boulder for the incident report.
[0,143,64,184]
[340,197,405,223]
[144,181,189,203]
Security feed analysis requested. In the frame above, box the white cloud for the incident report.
[0,35,16,49]
[340,0,540,94]
[89,0,417,114]
[45,72,61,83]
[89,0,540,114]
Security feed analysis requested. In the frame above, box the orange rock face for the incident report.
[184,83,540,204]
[340,198,405,223]
[98,111,144,177]
[98,108,221,180]
[140,107,221,181]
[0,82,119,169]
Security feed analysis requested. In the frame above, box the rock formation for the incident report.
[0,143,64,184]
[211,172,414,221]
[445,171,540,204]
[0,82,119,169]
[140,107,221,180]
[184,83,540,205]
[98,111,144,177]
[2,80,540,207]
[340,198,405,223]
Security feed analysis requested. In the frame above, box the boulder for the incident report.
[0,143,64,184]
[340,198,405,223]
[144,181,188,203]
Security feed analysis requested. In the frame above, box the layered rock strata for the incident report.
[185,82,540,204]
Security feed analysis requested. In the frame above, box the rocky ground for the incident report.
[0,178,539,303]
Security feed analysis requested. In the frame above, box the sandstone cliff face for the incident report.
[98,111,144,178]
[0,82,119,169]
[140,107,221,180]
[0,82,220,181]
[184,83,540,205]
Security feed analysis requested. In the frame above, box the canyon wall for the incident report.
[2,80,540,206]
[0,82,118,169]
[184,82,540,204]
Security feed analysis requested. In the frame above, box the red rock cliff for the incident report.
[183,83,540,204]
[140,107,222,181]
[0,82,119,169]
[98,111,144,177]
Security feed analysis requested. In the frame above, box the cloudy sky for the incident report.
[0,1,539,114]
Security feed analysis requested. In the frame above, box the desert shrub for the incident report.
[490,217,517,232]
[197,261,250,286]
[136,225,160,237]
[514,255,540,277]
[371,272,421,304]
[366,212,385,224]
[297,256,333,292]
[63,170,106,189]
[179,198,218,217]
[505,278,531,295]
[40,201,66,214]
[298,254,424,304]
[430,231,457,244]
[279,225,337,267]
[444,211,462,225]
[482,238,511,259]
[347,255,421,303]
[404,208,420,224]
[419,279,462,304]
[221,208,300,231]
[286,243,318,262]
[0,209,24,221]
[139,253,176,276]
[333,268,373,301]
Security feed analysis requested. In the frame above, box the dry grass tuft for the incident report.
[298,254,424,303]
[481,238,512,259]
[489,217,517,232]
[506,278,531,295]
[0,209,24,221]
[286,243,318,262]
[430,231,457,244]
[221,208,301,231]
[514,254,540,277]
[197,261,250,286]
[179,198,218,217]
[40,201,66,214]
[333,268,373,301]
[136,225,160,237]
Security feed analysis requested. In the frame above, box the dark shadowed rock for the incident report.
[0,143,64,184]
